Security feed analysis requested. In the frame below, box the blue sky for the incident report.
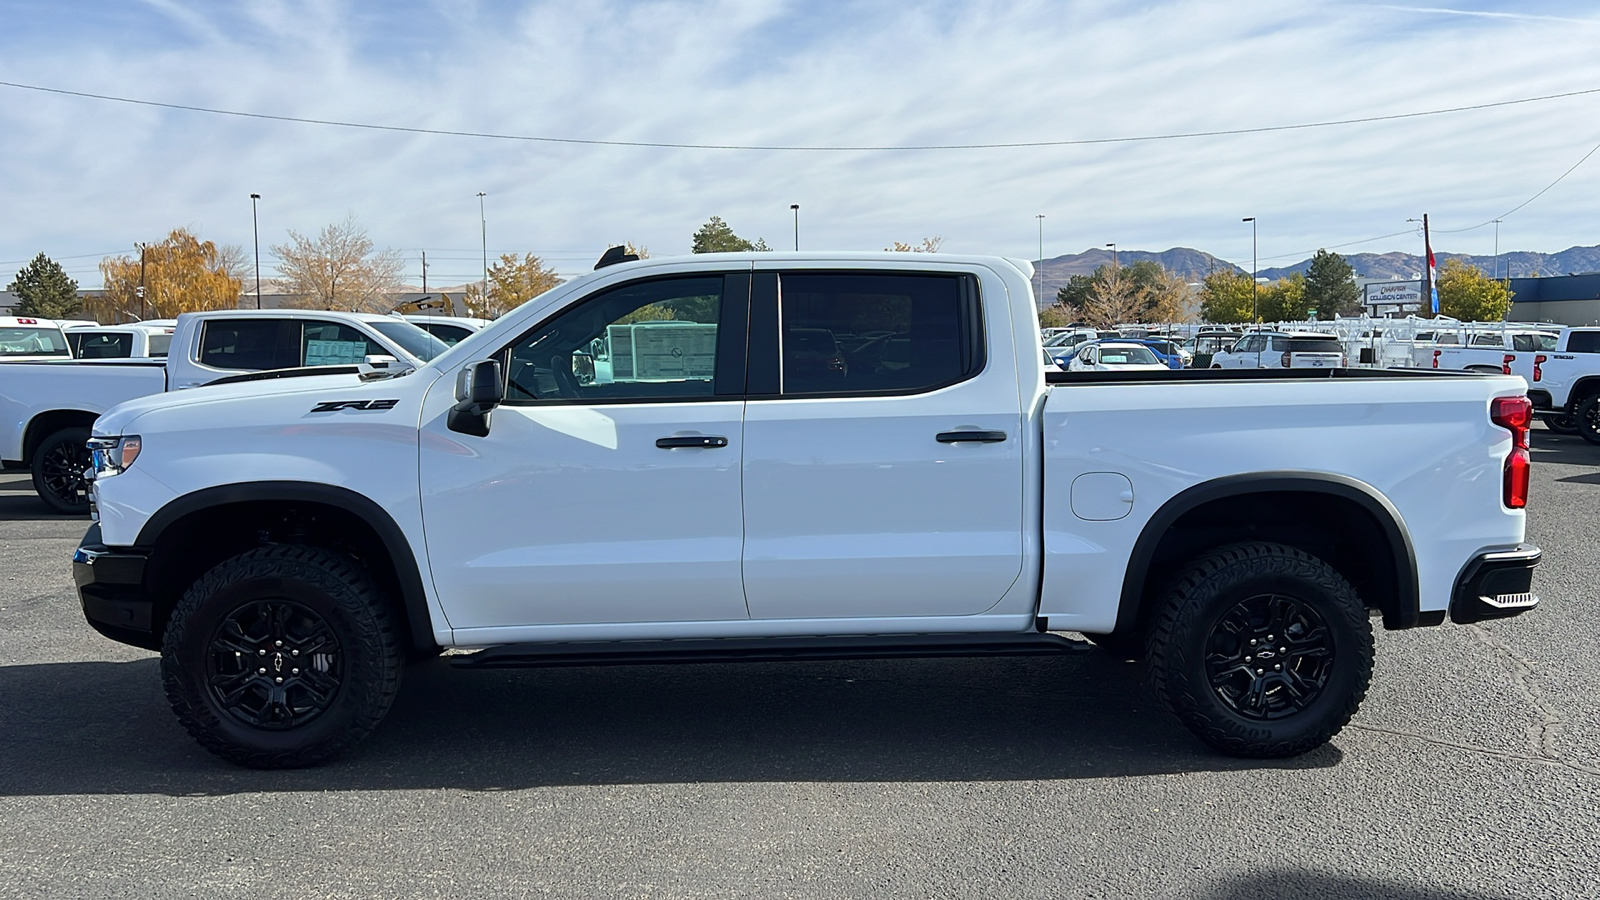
[2,0,1598,287]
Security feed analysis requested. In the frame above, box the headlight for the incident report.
[88,435,141,477]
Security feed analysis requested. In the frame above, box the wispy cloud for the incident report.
[1,0,1597,284]
[1367,4,1600,26]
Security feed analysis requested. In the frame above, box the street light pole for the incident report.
[791,204,800,251]
[249,193,262,309]
[1493,218,1503,281]
[135,242,147,322]
[476,191,488,306]
[1242,217,1257,323]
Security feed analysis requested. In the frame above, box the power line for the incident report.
[1435,133,1600,233]
[2,79,1598,152]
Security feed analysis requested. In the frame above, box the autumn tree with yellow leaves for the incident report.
[95,229,245,321]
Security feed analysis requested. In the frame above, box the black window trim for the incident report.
[494,273,751,408]
[744,269,988,402]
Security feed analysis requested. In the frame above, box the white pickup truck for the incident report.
[1519,326,1600,439]
[72,252,1540,768]
[2,309,448,513]
[63,323,176,360]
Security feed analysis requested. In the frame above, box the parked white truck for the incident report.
[73,252,1540,768]
[2,309,448,513]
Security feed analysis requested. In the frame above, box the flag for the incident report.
[1426,239,1439,314]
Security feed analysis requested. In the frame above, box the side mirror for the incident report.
[358,354,400,381]
[448,359,504,437]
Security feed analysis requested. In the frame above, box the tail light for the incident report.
[1502,354,1515,375]
[1491,395,1531,509]
[1281,352,1291,367]
[1534,354,1546,382]
[1432,349,1441,369]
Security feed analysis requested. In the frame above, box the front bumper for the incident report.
[1450,543,1541,625]
[73,523,159,650]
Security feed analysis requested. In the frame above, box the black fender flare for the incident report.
[1114,472,1422,634]
[135,481,438,654]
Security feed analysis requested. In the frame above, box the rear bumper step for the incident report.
[1450,544,1541,625]
[452,631,1091,669]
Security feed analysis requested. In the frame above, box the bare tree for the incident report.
[1082,271,1149,327]
[885,237,944,253]
[272,216,404,312]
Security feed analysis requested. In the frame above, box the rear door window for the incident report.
[302,321,384,366]
[1567,331,1600,353]
[764,272,979,396]
[198,319,301,370]
[76,333,133,358]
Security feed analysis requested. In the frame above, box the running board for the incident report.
[451,631,1091,669]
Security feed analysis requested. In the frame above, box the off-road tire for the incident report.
[31,426,91,515]
[1546,412,1580,435]
[1576,395,1600,446]
[1147,541,1372,758]
[161,545,402,768]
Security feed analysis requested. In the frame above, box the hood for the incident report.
[93,371,408,436]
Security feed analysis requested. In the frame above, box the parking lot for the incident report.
[1,428,1597,900]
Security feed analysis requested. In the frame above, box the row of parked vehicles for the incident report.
[1042,317,1600,443]
[0,311,494,513]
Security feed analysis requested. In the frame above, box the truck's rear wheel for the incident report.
[31,426,91,515]
[1147,542,1372,758]
[1576,395,1600,446]
[1546,412,1580,435]
[161,545,402,768]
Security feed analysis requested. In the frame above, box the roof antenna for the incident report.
[595,246,640,270]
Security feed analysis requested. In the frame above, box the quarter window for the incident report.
[504,277,726,403]
[775,273,974,396]
[1567,332,1600,353]
[198,320,301,370]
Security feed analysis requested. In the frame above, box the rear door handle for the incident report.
[656,435,729,449]
[936,430,1007,444]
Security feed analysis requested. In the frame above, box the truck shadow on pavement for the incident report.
[0,652,1341,796]
[1530,428,1600,466]
[1194,869,1508,900]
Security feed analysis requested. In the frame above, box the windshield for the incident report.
[1099,345,1159,365]
[369,320,451,362]
[0,326,70,357]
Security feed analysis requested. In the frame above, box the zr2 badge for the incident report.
[310,399,399,413]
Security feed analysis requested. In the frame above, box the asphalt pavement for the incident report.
[1,431,1598,899]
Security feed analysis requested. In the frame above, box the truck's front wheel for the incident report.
[1576,395,1600,446]
[1147,542,1372,758]
[161,545,402,768]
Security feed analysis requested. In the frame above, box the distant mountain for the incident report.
[1032,244,1600,306]
[1035,247,1241,300]
[1257,244,1600,282]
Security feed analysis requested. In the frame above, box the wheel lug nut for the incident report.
[1267,634,1274,641]
[291,649,299,657]
[1245,656,1252,662]
[275,677,283,684]
[274,641,283,647]
[1280,647,1287,653]
[1249,639,1258,646]
[1274,664,1281,670]
[258,668,266,674]
[257,649,266,656]
[1256,669,1264,675]
[292,668,299,675]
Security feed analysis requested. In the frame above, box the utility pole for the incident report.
[476,192,488,304]
[250,193,262,309]
[1493,218,1503,282]
[136,243,147,322]
[421,250,429,293]
[1242,218,1257,323]
[791,204,800,251]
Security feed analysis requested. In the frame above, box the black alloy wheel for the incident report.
[162,544,402,768]
[30,426,92,515]
[1546,412,1580,435]
[205,599,343,730]
[1577,395,1600,446]
[1147,541,1372,758]
[1203,593,1334,720]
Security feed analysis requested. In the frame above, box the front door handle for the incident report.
[656,435,729,449]
[936,430,1007,444]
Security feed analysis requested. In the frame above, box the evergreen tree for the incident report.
[7,253,81,319]
[690,216,770,253]
[1303,249,1361,320]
